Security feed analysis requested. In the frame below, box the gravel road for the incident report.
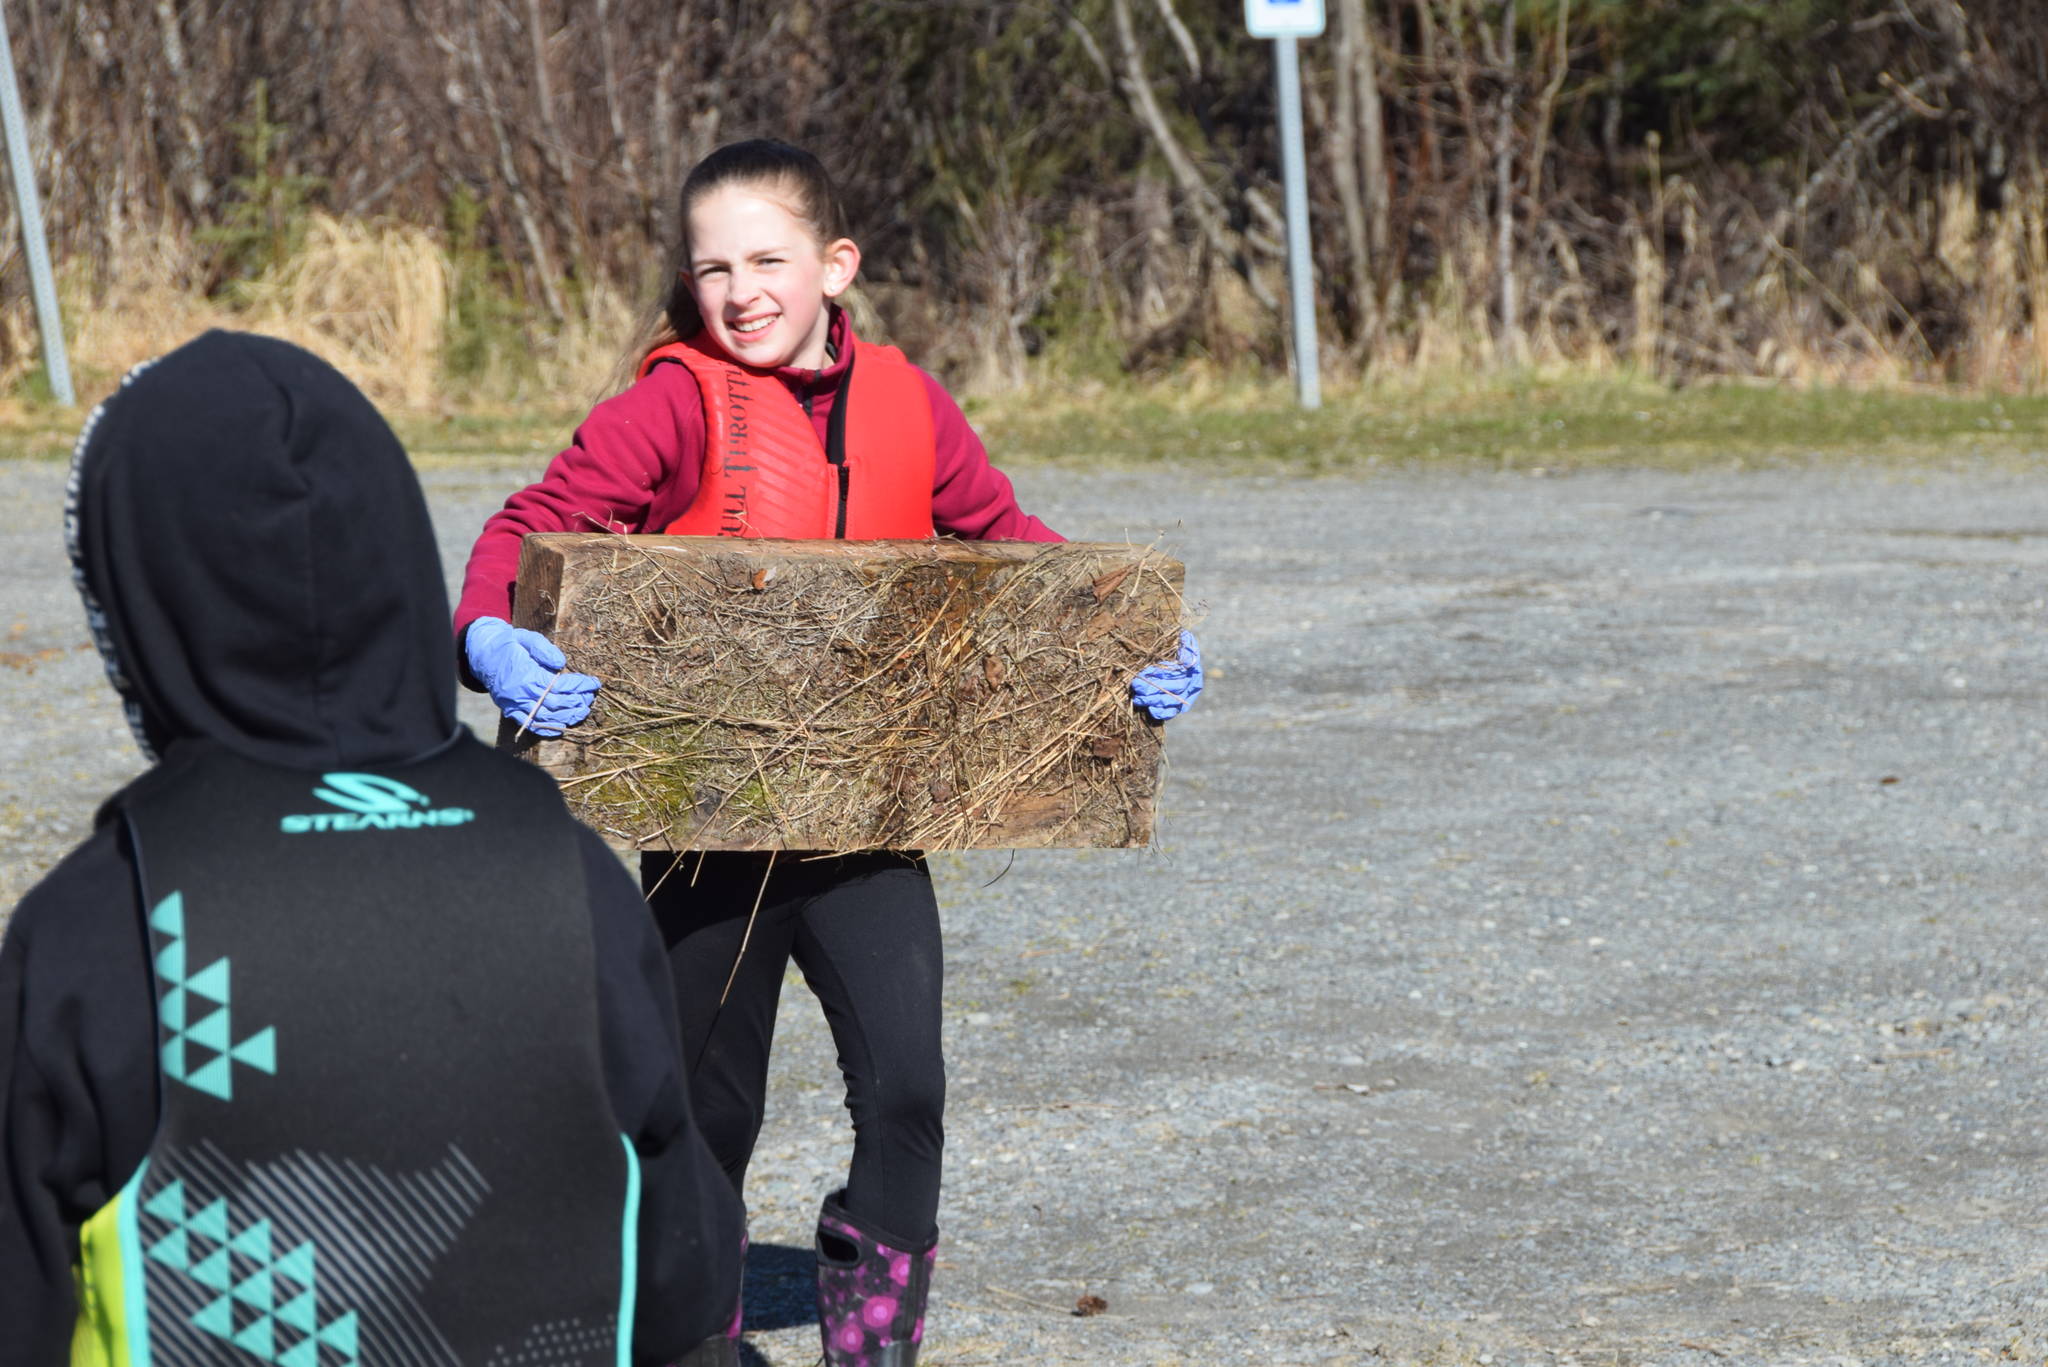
[4,453,2046,1366]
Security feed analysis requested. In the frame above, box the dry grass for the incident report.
[62,216,451,409]
[3,177,2047,435]
[1935,179,2048,392]
[1343,177,2048,396]
[516,537,1185,853]
[32,216,634,417]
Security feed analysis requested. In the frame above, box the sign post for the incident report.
[1245,0,1324,410]
[0,9,71,407]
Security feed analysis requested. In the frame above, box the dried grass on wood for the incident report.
[535,538,1183,851]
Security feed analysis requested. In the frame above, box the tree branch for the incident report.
[1105,0,1278,309]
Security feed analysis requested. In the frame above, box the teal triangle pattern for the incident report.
[143,1178,188,1223]
[231,1315,275,1358]
[187,1007,232,1052]
[185,1053,234,1101]
[317,1311,358,1357]
[185,958,230,1005]
[188,1198,230,1243]
[145,1227,190,1271]
[231,1217,273,1263]
[276,1287,318,1334]
[145,893,281,1102]
[232,1027,278,1074]
[190,1294,235,1336]
[274,1240,316,1287]
[149,891,185,937]
[232,1267,276,1312]
[137,1172,368,1367]
[190,1245,234,1292]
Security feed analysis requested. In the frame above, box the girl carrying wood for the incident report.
[454,139,1202,1367]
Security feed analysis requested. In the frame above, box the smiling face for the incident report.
[683,183,860,371]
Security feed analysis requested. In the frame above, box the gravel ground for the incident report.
[4,453,2047,1366]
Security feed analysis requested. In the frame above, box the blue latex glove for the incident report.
[1131,629,1204,721]
[464,617,602,736]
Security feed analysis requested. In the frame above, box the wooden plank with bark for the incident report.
[501,533,1185,852]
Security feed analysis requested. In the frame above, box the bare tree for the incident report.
[0,0,2040,390]
[150,0,213,212]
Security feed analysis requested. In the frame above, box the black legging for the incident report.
[643,850,945,1247]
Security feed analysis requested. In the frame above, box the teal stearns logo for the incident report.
[280,773,477,834]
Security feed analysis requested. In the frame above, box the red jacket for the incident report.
[454,309,1062,638]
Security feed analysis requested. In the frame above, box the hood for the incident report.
[66,330,456,768]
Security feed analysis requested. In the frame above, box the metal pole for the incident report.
[0,9,71,406]
[1274,35,1320,410]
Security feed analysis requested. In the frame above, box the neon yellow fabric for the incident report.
[70,1188,130,1367]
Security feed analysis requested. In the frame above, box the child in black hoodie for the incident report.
[0,331,741,1366]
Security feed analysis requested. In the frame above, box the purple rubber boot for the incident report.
[670,1230,747,1367]
[815,1189,936,1367]
[729,1230,748,1338]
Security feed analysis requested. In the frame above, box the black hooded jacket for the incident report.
[0,332,741,1362]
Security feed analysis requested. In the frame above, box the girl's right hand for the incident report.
[463,617,602,736]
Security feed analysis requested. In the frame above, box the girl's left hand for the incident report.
[1131,630,1204,720]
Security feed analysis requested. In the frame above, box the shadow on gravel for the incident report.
[743,1241,817,1334]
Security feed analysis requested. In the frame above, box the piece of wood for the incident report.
[502,533,1185,851]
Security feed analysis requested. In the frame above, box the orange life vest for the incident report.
[639,333,936,539]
